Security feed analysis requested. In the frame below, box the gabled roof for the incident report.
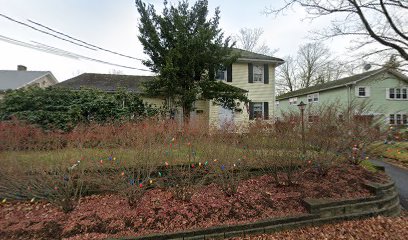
[276,68,408,100]
[57,73,155,93]
[0,70,54,90]
[232,48,284,65]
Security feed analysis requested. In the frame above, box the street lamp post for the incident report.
[297,101,307,155]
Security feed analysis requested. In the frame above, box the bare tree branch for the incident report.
[234,27,278,55]
[265,0,408,63]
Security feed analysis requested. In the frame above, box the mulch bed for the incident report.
[231,215,408,240]
[0,165,387,240]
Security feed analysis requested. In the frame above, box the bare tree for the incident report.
[277,42,349,92]
[234,27,278,56]
[297,42,332,87]
[109,69,124,75]
[265,0,408,67]
[277,56,297,92]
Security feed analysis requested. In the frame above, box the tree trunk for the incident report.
[182,104,191,125]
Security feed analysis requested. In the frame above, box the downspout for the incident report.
[345,84,352,122]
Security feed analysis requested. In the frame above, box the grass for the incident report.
[360,160,378,173]
[367,141,408,164]
[0,143,252,171]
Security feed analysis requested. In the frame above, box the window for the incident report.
[253,102,263,118]
[396,114,402,125]
[389,114,395,125]
[289,97,297,105]
[308,115,319,123]
[253,64,264,83]
[396,89,401,99]
[307,93,319,103]
[215,68,227,81]
[389,113,408,125]
[388,88,408,100]
[249,102,269,120]
[357,86,369,97]
[390,88,395,99]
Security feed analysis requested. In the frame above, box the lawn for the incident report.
[0,116,388,239]
[367,141,408,166]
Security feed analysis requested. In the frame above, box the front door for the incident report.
[218,106,234,129]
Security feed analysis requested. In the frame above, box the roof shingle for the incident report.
[233,48,284,63]
[57,73,155,93]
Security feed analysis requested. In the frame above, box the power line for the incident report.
[0,35,152,72]
[0,13,98,51]
[0,13,147,62]
[0,35,79,59]
[27,19,146,61]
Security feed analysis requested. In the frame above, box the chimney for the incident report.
[17,65,27,71]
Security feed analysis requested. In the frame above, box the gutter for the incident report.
[237,58,285,66]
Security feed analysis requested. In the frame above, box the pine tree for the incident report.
[135,0,248,121]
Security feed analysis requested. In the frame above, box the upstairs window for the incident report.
[307,93,319,103]
[356,86,370,97]
[215,69,227,81]
[253,64,264,83]
[388,88,408,100]
[215,65,232,82]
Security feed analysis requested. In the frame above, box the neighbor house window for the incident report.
[396,114,402,125]
[253,64,264,83]
[389,114,395,125]
[308,115,319,123]
[389,113,408,125]
[289,97,298,105]
[307,93,319,103]
[253,102,264,118]
[357,86,369,97]
[388,88,408,100]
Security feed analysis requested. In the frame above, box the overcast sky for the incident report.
[0,0,350,82]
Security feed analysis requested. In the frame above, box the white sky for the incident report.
[0,0,352,82]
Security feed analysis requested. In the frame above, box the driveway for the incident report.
[370,159,408,210]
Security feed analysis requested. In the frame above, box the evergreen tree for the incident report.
[135,0,248,121]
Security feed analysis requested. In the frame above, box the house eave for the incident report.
[236,58,285,66]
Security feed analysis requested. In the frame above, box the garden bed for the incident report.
[0,165,387,240]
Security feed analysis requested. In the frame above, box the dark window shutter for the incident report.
[248,63,253,83]
[227,64,232,82]
[249,102,254,120]
[264,102,269,120]
[264,64,269,84]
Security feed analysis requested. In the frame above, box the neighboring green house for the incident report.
[57,48,284,130]
[276,67,408,126]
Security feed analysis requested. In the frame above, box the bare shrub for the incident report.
[0,163,85,213]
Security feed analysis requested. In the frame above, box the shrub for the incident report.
[0,87,157,131]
